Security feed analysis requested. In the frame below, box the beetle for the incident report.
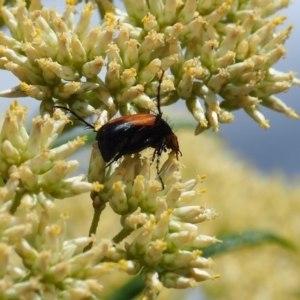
[55,72,181,188]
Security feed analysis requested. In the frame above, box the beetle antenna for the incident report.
[54,106,95,130]
[157,70,165,116]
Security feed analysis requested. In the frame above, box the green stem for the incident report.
[95,0,113,19]
[9,192,22,214]
[83,191,106,252]
[112,228,134,244]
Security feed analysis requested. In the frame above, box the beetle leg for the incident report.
[155,142,165,189]
[150,148,158,165]
[106,152,124,167]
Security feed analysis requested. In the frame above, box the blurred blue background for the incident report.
[0,1,299,178]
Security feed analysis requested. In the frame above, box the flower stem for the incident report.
[113,228,134,244]
[9,192,22,214]
[83,191,106,252]
[95,0,113,19]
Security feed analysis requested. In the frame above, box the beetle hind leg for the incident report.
[153,144,165,190]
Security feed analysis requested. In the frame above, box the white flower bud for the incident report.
[116,84,144,104]
[160,271,197,289]
[110,181,128,214]
[139,31,164,64]
[82,56,105,78]
[128,220,155,256]
[152,209,172,240]
[0,6,18,38]
[119,259,142,275]
[142,13,159,32]
[262,95,299,119]
[105,60,121,91]
[244,105,270,128]
[48,61,80,81]
[4,62,40,84]
[20,82,52,99]
[90,27,115,58]
[188,234,221,249]
[75,3,94,40]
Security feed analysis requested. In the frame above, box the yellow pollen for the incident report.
[151,240,167,250]
[57,161,68,170]
[193,249,203,256]
[65,0,75,5]
[142,13,156,24]
[61,211,69,220]
[93,183,104,192]
[260,120,270,129]
[48,224,61,236]
[198,174,207,181]
[273,16,287,25]
[113,181,125,192]
[20,82,31,92]
[135,175,145,183]
[103,262,115,270]
[83,2,94,13]
[35,28,42,36]
[144,219,156,231]
[105,12,117,26]
[74,136,87,146]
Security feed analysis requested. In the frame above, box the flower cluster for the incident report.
[0,102,218,298]
[0,100,101,206]
[0,0,298,132]
[90,151,220,295]
[0,101,109,299]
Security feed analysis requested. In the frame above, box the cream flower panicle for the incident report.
[0,101,219,299]
[0,102,137,299]
[0,101,102,213]
[0,209,137,299]
[88,151,220,296]
[0,0,298,132]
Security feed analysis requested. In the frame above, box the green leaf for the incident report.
[104,275,145,300]
[202,230,296,257]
